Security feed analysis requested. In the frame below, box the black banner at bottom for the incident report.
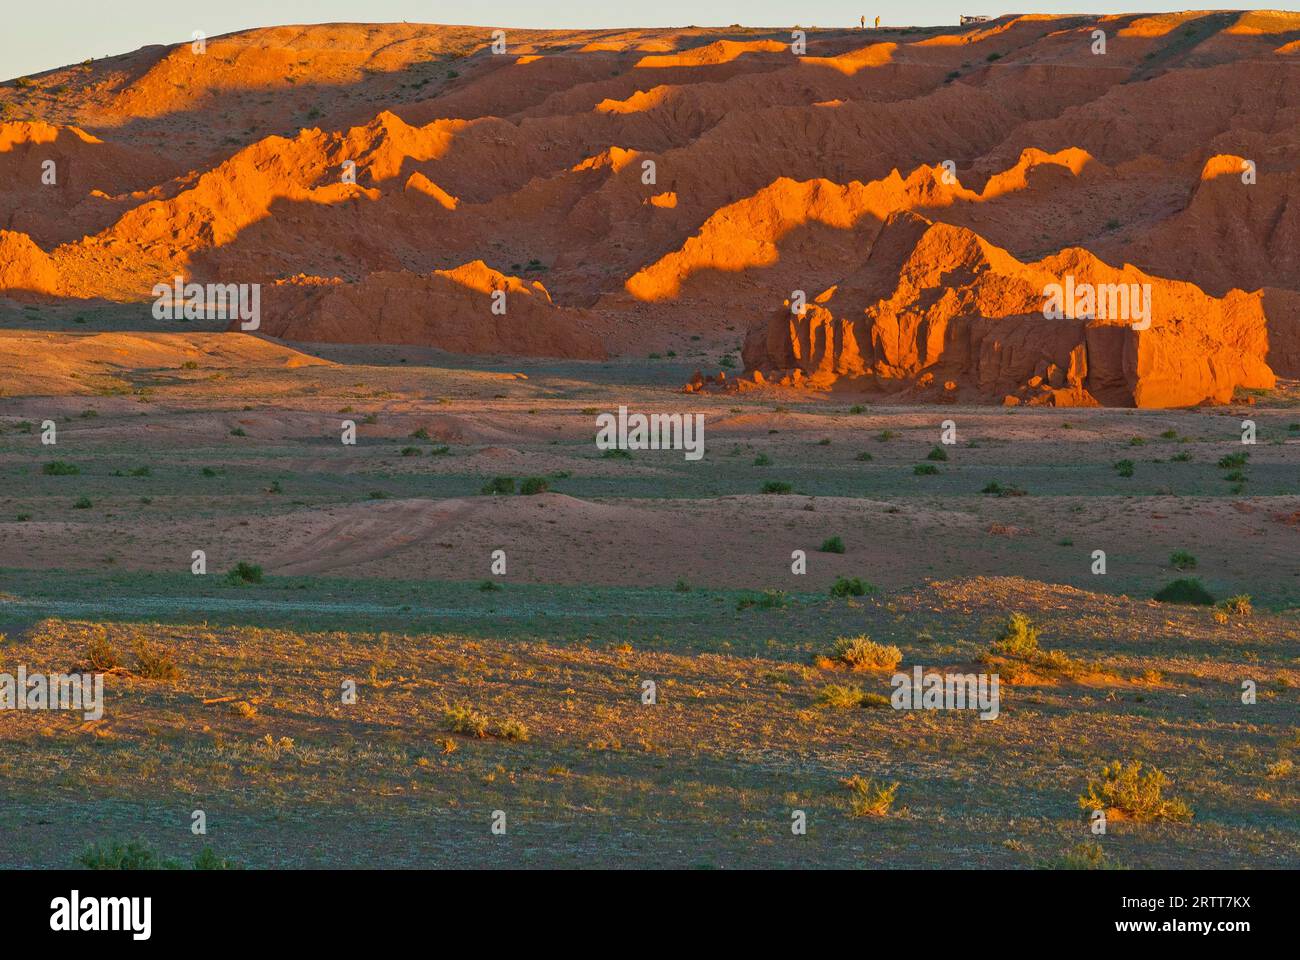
[3,867,1283,945]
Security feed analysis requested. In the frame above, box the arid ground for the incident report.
[1,14,1298,869]
[0,329,1297,868]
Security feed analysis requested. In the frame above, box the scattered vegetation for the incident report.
[1077,760,1192,823]
[1153,578,1215,605]
[844,777,899,817]
[1043,841,1127,870]
[519,476,550,495]
[77,840,241,870]
[829,576,874,598]
[132,641,180,682]
[818,635,902,672]
[480,476,516,495]
[443,704,529,741]
[225,561,264,585]
[736,589,788,611]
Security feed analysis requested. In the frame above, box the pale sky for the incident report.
[2,2,1251,82]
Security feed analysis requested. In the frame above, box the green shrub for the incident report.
[132,641,179,682]
[820,635,901,671]
[443,704,528,740]
[225,561,263,585]
[86,633,122,671]
[752,453,771,466]
[761,481,793,494]
[829,576,874,598]
[72,497,92,509]
[480,476,515,495]
[1113,459,1134,477]
[478,579,501,591]
[981,481,1026,497]
[1154,578,1214,605]
[77,840,178,870]
[844,777,899,817]
[519,476,549,495]
[819,536,845,554]
[1077,760,1192,822]
[1217,594,1252,616]
[1218,452,1248,469]
[1043,841,1127,870]
[925,445,949,461]
[992,613,1039,657]
[736,589,788,611]
[815,683,865,708]
[1169,550,1196,570]
[913,463,939,475]
[43,461,80,476]
[601,448,633,460]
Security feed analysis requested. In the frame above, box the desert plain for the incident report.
[0,12,1298,869]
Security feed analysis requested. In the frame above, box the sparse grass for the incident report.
[736,589,788,611]
[844,776,899,817]
[443,704,528,741]
[1077,760,1193,823]
[1043,841,1127,870]
[815,683,865,708]
[1217,594,1252,616]
[981,481,1026,497]
[77,840,240,870]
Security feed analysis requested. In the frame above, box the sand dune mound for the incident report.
[253,261,606,359]
[0,331,329,394]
